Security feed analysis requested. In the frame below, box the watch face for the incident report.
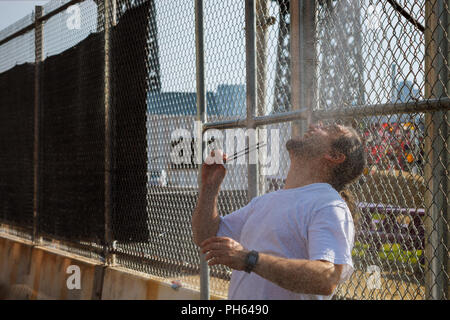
[245,250,259,273]
[248,252,258,264]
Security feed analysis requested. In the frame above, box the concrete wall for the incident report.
[0,233,223,300]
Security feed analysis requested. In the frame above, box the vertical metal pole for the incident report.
[256,0,269,116]
[290,0,316,135]
[96,0,117,32]
[104,0,115,266]
[195,0,209,300]
[424,0,449,300]
[446,1,450,300]
[354,3,365,106]
[246,0,259,201]
[33,6,43,245]
[256,0,269,195]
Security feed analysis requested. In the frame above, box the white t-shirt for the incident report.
[217,183,355,300]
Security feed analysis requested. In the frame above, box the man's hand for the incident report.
[200,237,343,296]
[201,150,227,192]
[200,237,249,271]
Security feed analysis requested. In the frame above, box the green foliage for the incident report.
[352,241,423,266]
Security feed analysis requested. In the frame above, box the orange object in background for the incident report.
[406,153,414,163]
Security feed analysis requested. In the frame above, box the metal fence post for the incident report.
[246,0,259,201]
[33,6,43,245]
[424,0,449,300]
[290,0,316,134]
[256,0,268,117]
[195,0,210,300]
[256,0,269,196]
[104,0,115,266]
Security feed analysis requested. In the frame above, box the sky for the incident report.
[0,1,50,30]
[0,0,426,112]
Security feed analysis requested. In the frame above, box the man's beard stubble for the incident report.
[285,137,324,158]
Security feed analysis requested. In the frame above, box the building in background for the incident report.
[147,84,245,117]
[146,84,247,188]
[393,80,420,103]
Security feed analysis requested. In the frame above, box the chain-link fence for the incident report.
[0,0,448,300]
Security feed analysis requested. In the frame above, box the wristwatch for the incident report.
[244,250,259,273]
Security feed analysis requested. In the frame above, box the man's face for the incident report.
[286,123,347,159]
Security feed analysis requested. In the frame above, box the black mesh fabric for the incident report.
[110,1,153,242]
[39,32,105,244]
[0,63,35,230]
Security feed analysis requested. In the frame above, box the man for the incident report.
[192,122,366,299]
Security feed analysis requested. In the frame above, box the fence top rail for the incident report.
[312,98,450,121]
[203,98,450,132]
[0,0,84,47]
[203,107,310,132]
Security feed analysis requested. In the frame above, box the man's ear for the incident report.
[324,151,346,164]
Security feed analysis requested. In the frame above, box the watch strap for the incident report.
[244,250,259,273]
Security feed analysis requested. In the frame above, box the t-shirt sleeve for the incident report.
[216,197,257,241]
[307,204,355,283]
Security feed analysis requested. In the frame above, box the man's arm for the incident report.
[253,253,343,296]
[200,237,343,296]
[192,184,221,246]
[192,153,227,246]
